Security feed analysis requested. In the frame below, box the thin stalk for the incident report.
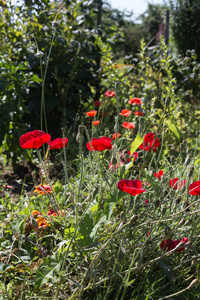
[37,149,59,212]
[40,29,57,133]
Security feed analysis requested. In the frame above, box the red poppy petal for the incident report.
[48,138,68,150]
[87,137,112,151]
[189,180,200,195]
[20,130,51,149]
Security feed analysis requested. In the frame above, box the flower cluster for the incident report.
[154,170,200,194]
[139,133,160,153]
[20,130,68,150]
[31,210,50,230]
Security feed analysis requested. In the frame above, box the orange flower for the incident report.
[112,133,121,139]
[32,210,43,218]
[128,98,143,105]
[133,111,144,116]
[34,184,52,195]
[86,110,97,117]
[37,220,50,229]
[121,122,135,129]
[92,120,100,125]
[119,109,132,117]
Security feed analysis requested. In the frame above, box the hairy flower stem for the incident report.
[114,82,120,148]
[37,149,59,212]
[40,29,57,133]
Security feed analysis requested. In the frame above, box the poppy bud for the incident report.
[188,166,194,178]
[76,132,84,143]
[135,259,142,268]
[161,205,167,215]
[165,227,172,236]
[111,156,118,165]
[155,200,160,208]
[131,214,138,222]
[104,150,111,159]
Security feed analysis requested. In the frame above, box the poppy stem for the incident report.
[37,149,59,213]
[114,82,120,147]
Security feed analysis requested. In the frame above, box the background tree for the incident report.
[170,0,200,60]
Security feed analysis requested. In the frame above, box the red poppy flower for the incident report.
[117,179,146,196]
[48,137,68,150]
[104,91,116,97]
[121,122,135,130]
[86,110,97,117]
[160,238,189,252]
[143,199,149,206]
[139,133,160,153]
[92,120,100,125]
[94,100,101,107]
[20,130,51,149]
[34,184,52,195]
[154,170,164,180]
[189,181,200,195]
[168,178,186,190]
[119,109,132,117]
[87,137,112,151]
[128,98,143,105]
[112,132,121,139]
[133,111,144,116]
[126,151,138,163]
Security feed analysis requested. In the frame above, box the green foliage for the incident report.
[0,1,200,299]
[170,0,200,60]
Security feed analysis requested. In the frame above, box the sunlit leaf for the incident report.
[165,119,180,141]
[130,134,143,155]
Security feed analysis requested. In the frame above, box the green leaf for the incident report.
[130,134,143,155]
[90,211,106,239]
[78,212,94,246]
[34,254,61,290]
[165,119,180,141]
[104,190,124,220]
